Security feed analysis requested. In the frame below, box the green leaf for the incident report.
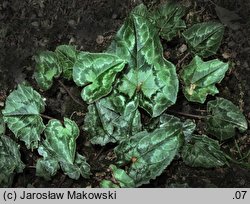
[107,4,179,117]
[115,123,183,187]
[36,118,90,180]
[100,165,135,188]
[2,85,45,149]
[182,22,224,57]
[73,52,126,103]
[181,55,229,103]
[181,135,228,168]
[0,113,5,136]
[0,135,25,187]
[206,98,248,140]
[182,119,196,142]
[84,91,141,145]
[34,51,61,90]
[151,2,186,41]
[55,45,78,80]
[100,180,120,188]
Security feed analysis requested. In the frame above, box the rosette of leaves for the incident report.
[84,91,141,145]
[34,45,78,90]
[181,135,228,168]
[206,98,248,141]
[183,22,224,58]
[2,84,45,149]
[181,55,229,103]
[36,118,90,180]
[150,1,186,41]
[0,134,25,187]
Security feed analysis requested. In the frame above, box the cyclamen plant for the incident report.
[0,2,248,187]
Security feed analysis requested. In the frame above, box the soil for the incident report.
[0,0,249,187]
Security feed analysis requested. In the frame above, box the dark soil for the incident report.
[0,0,249,187]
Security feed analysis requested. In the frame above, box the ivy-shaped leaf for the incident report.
[151,2,186,41]
[34,51,61,90]
[107,4,179,117]
[84,92,141,145]
[114,122,183,187]
[181,55,229,103]
[206,98,248,141]
[55,45,78,80]
[181,135,228,168]
[182,22,224,58]
[0,135,25,187]
[73,52,126,103]
[2,85,45,149]
[100,165,135,188]
[36,118,90,180]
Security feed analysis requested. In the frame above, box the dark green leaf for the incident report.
[115,123,183,187]
[0,135,25,187]
[100,180,120,188]
[36,118,90,180]
[182,22,224,57]
[181,135,228,168]
[2,85,45,149]
[55,45,78,80]
[34,51,61,90]
[181,55,229,103]
[107,4,179,117]
[100,165,135,188]
[206,98,248,140]
[182,119,196,142]
[0,113,5,136]
[84,91,141,145]
[151,2,186,41]
[73,52,126,103]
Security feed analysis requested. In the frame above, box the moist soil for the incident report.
[0,0,249,187]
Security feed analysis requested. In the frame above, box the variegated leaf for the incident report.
[2,85,45,149]
[115,122,183,187]
[183,22,224,58]
[73,53,126,103]
[0,135,25,187]
[181,55,229,103]
[34,51,61,90]
[107,4,179,117]
[181,135,228,168]
[36,118,90,180]
[55,45,78,80]
[151,2,186,41]
[84,91,141,145]
[206,98,248,140]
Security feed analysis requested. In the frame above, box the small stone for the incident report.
[68,19,76,27]
[31,21,39,27]
[96,35,104,44]
[112,13,118,19]
[178,44,187,53]
[164,51,171,59]
[243,61,248,69]
[222,52,231,59]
